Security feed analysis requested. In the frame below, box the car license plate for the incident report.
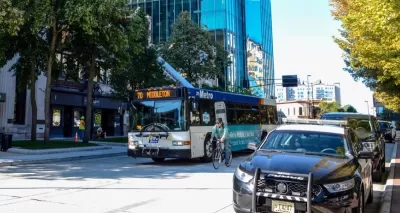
[271,200,295,213]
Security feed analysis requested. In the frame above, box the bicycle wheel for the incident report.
[225,149,233,167]
[212,148,222,169]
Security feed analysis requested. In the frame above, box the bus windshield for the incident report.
[132,99,185,131]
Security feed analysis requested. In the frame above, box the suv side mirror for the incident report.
[358,151,374,159]
[247,142,258,151]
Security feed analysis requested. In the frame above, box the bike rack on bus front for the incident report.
[251,168,313,213]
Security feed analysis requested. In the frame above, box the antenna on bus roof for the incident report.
[157,57,194,88]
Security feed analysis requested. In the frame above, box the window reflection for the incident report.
[52,109,61,127]
[133,100,185,131]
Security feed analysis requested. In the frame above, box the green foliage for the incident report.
[61,0,133,142]
[330,0,400,112]
[0,0,24,35]
[160,11,230,84]
[110,9,174,99]
[341,104,357,113]
[317,101,341,117]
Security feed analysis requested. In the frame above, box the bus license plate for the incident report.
[271,200,295,213]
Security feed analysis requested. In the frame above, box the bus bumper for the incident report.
[127,147,191,159]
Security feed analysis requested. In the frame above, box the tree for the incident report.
[341,104,357,113]
[0,0,48,142]
[0,0,24,35]
[63,0,133,143]
[317,101,340,117]
[330,0,400,111]
[160,11,229,84]
[110,10,173,99]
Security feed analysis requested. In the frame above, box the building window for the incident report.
[287,108,290,116]
[73,110,83,127]
[293,107,296,115]
[299,107,303,115]
[52,109,61,127]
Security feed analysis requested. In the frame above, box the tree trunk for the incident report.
[44,17,57,143]
[30,62,37,141]
[83,59,96,143]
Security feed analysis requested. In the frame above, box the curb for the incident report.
[90,141,127,147]
[379,142,398,213]
[0,152,126,167]
[7,146,111,155]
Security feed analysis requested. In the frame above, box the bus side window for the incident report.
[267,106,278,124]
[260,105,268,124]
[199,99,215,126]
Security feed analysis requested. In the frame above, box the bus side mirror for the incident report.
[191,101,198,112]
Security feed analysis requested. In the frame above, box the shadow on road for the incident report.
[0,151,252,181]
[135,151,251,166]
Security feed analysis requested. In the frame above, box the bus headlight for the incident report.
[172,141,184,146]
[172,141,191,146]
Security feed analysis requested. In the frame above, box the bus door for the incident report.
[214,101,227,125]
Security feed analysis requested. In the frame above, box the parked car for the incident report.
[320,112,385,182]
[378,120,396,143]
[233,118,373,213]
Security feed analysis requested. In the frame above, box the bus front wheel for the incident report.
[202,136,213,163]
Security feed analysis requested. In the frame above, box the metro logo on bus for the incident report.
[198,90,214,99]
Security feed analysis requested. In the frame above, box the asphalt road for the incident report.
[0,143,395,213]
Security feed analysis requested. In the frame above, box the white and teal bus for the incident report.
[127,86,278,162]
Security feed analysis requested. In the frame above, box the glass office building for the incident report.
[129,0,275,98]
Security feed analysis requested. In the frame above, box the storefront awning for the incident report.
[0,93,6,102]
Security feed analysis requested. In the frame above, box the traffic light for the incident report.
[282,75,298,87]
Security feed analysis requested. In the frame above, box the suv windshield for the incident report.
[378,122,389,129]
[260,130,348,157]
[131,99,185,131]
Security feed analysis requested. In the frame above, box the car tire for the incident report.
[352,189,364,213]
[372,167,382,182]
[366,183,373,204]
[151,157,165,162]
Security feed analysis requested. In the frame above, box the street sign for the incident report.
[0,93,6,102]
[282,75,298,87]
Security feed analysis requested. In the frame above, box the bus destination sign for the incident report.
[136,89,178,100]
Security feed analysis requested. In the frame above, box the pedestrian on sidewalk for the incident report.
[79,116,85,140]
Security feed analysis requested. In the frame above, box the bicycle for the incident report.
[212,139,233,169]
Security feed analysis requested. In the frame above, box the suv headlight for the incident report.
[324,179,355,193]
[234,167,253,183]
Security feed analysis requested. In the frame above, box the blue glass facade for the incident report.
[129,0,274,98]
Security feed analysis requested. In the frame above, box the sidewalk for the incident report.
[0,144,126,167]
[390,140,400,213]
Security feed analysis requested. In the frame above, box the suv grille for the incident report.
[257,178,322,197]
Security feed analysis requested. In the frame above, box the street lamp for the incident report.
[365,100,369,115]
[307,75,312,118]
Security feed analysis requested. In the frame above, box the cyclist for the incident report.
[210,118,230,165]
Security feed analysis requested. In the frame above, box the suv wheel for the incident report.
[372,164,383,182]
[352,189,364,213]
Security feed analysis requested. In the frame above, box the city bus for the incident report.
[127,86,278,162]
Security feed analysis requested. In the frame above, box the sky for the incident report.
[270,0,374,114]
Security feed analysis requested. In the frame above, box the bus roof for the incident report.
[186,87,276,106]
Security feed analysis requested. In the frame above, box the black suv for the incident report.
[233,121,373,213]
[320,112,385,182]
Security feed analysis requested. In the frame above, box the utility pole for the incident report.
[307,75,311,118]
